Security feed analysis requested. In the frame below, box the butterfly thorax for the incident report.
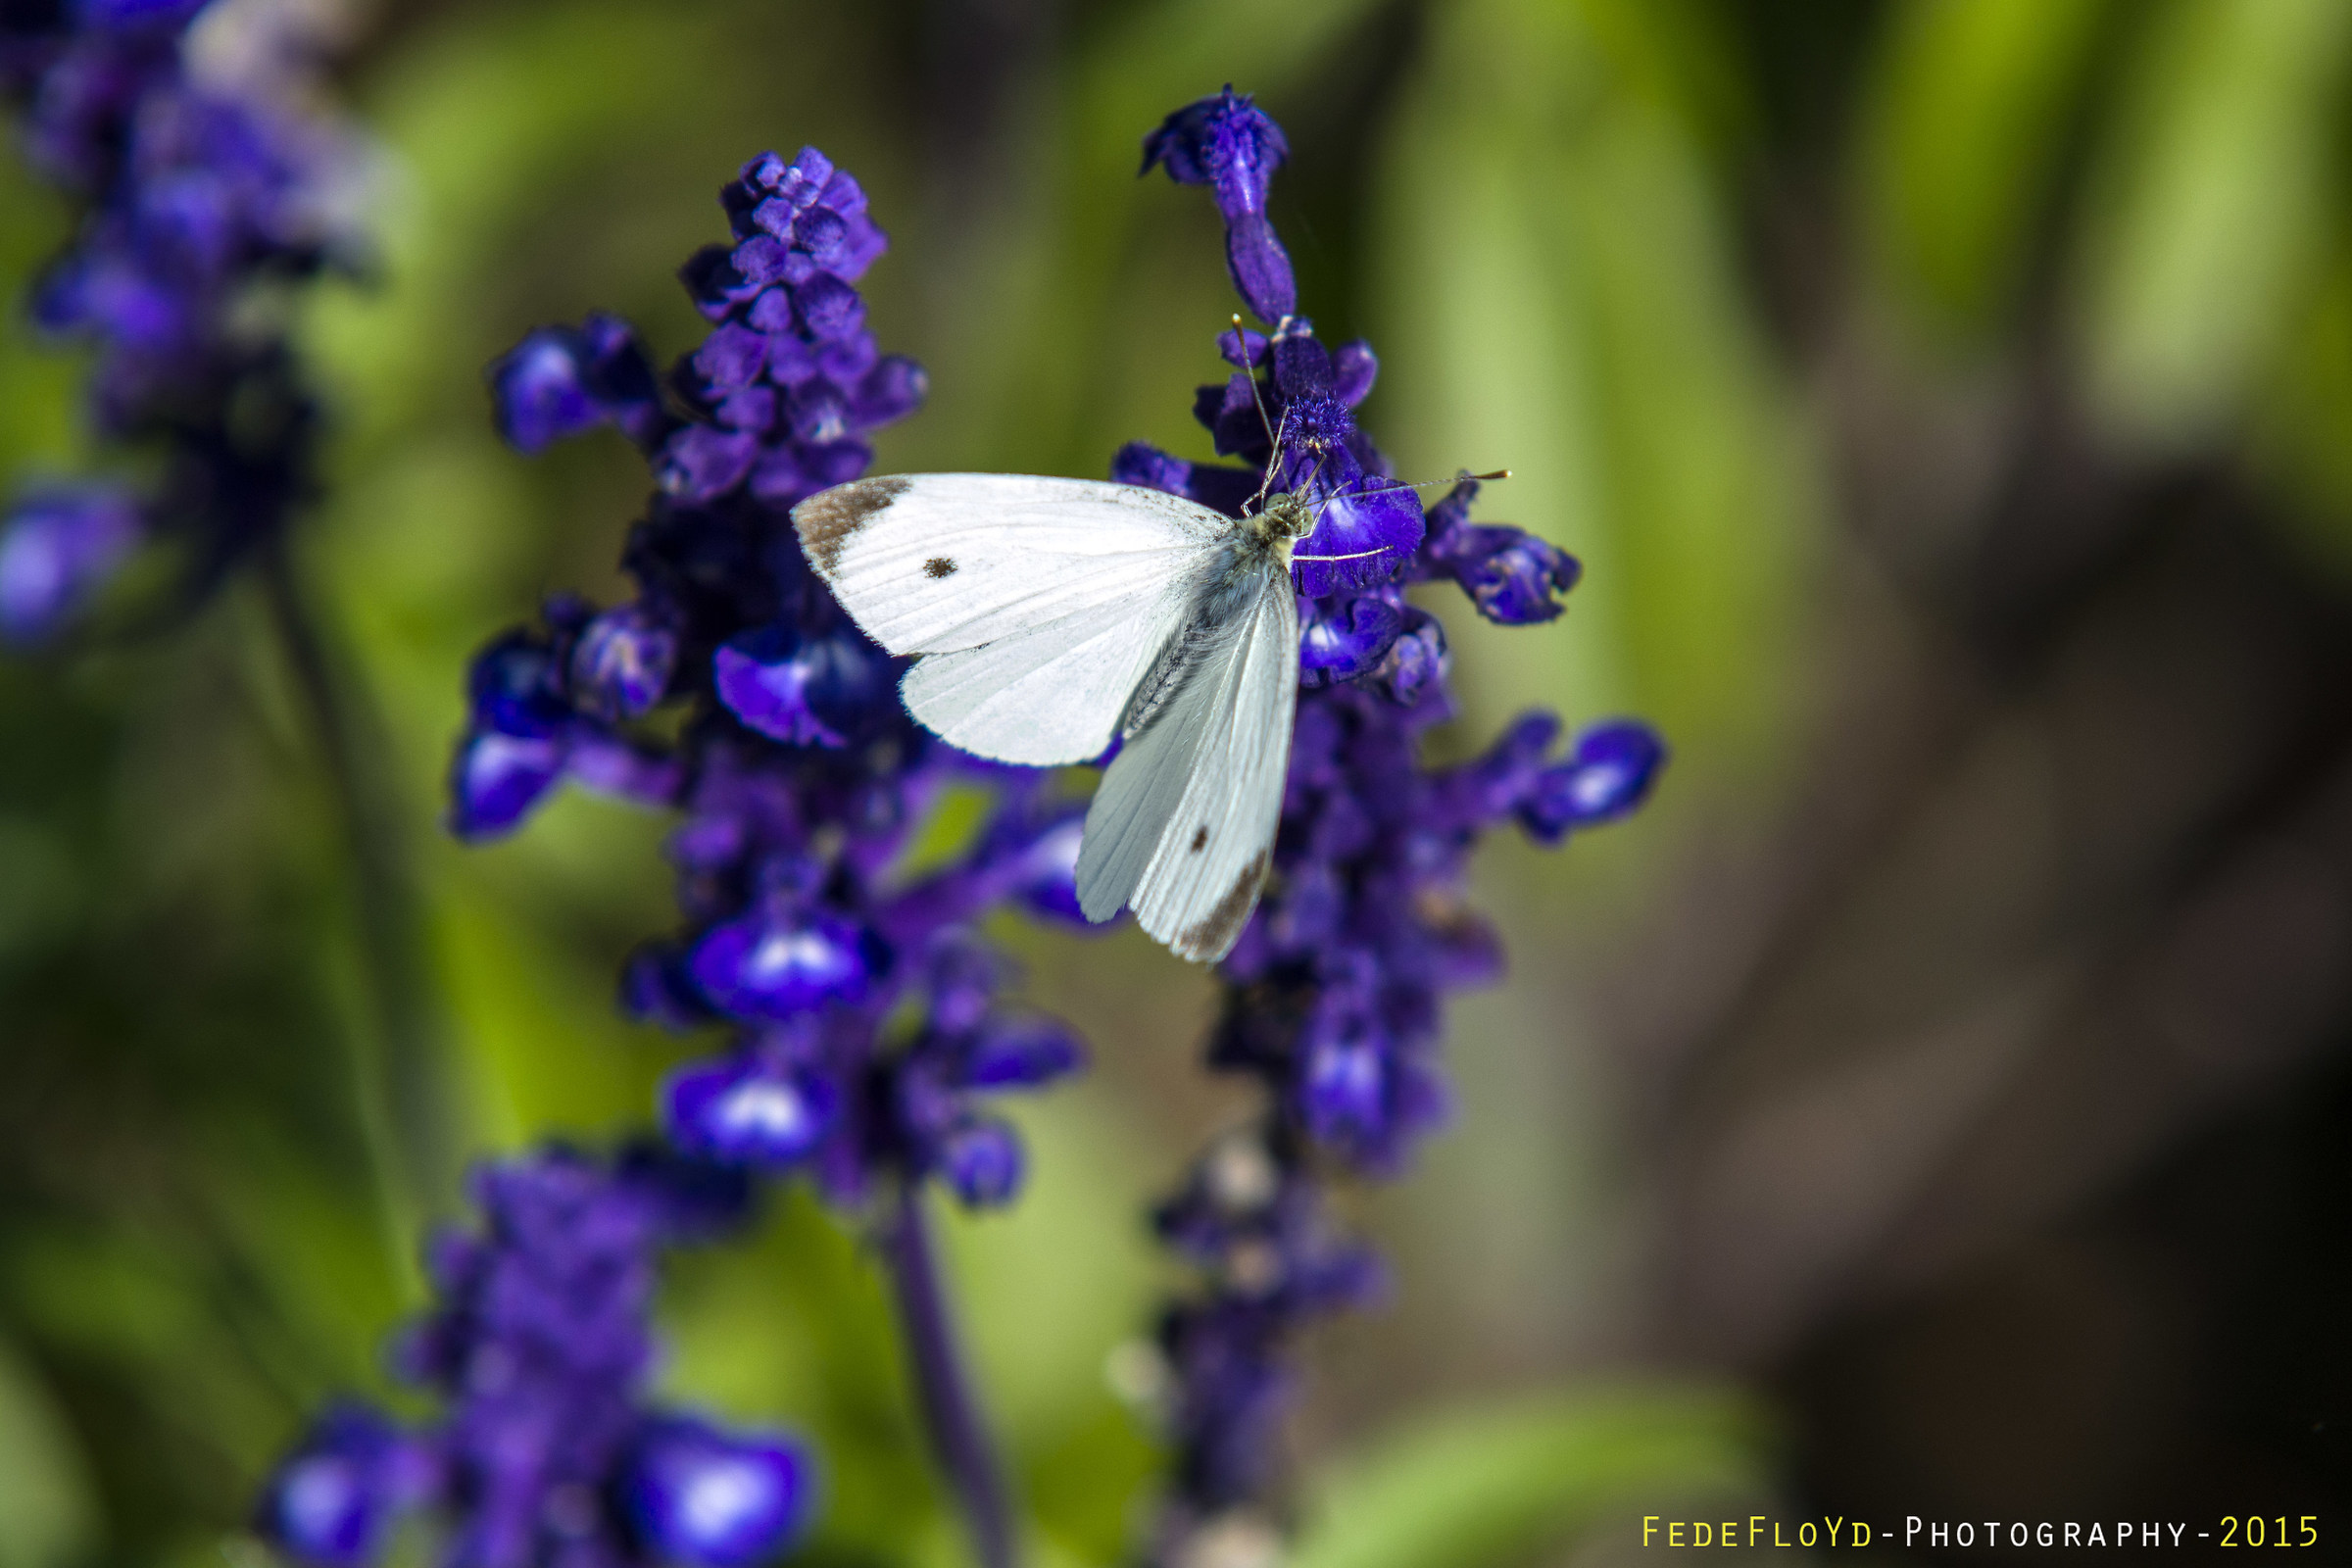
[1247,490,1318,566]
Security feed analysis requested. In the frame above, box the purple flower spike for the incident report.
[1131,87,1663,1563]
[624,1418,815,1568]
[5,0,373,629]
[0,486,143,643]
[1144,86,1296,322]
[260,1149,776,1568]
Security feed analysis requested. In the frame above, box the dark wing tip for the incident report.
[794,474,914,577]
[1176,848,1271,963]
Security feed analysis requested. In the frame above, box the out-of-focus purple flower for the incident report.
[2,0,369,638]
[1123,87,1665,1562]
[0,485,144,643]
[1144,86,1295,323]
[489,314,666,454]
[256,1405,435,1568]
[622,1418,815,1568]
[257,1145,808,1568]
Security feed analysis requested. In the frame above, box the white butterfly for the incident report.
[793,470,1356,963]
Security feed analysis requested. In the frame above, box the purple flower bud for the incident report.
[850,356,926,428]
[569,604,677,720]
[712,621,895,748]
[564,729,686,808]
[1436,523,1581,624]
[0,486,142,642]
[1521,720,1665,842]
[446,729,566,841]
[1374,607,1447,706]
[687,909,880,1019]
[255,1406,433,1568]
[490,314,663,453]
[623,1418,814,1568]
[1298,1025,1390,1150]
[659,425,761,501]
[939,1117,1024,1207]
[694,321,767,388]
[664,1056,837,1166]
[465,630,568,737]
[1143,87,1295,322]
[963,1021,1085,1090]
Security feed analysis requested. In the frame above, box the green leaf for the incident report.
[2075,0,2352,445]
[1293,1385,1771,1568]
[0,1335,98,1568]
[1860,0,2114,339]
[1370,0,1818,846]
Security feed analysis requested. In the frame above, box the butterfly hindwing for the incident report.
[1075,562,1298,962]
[898,591,1200,765]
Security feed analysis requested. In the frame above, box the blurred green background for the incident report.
[5,0,2352,1563]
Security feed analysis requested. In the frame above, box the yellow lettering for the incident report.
[1749,1517,1766,1546]
[1643,1519,1658,1546]
[1670,1523,1686,1547]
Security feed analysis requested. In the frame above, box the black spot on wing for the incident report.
[1178,849,1270,961]
[793,474,912,576]
[924,556,956,579]
[1189,825,1208,853]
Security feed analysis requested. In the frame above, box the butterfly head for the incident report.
[1254,489,1320,543]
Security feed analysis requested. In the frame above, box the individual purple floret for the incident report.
[0,485,144,642]
[0,0,367,643]
[1144,85,1296,324]
[1122,89,1665,1562]
[257,1145,810,1568]
[622,1418,815,1568]
[257,1405,436,1568]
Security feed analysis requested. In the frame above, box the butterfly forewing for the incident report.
[798,473,1225,655]
[1075,563,1298,962]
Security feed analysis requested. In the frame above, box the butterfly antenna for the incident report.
[1236,315,1292,516]
[1298,463,1502,550]
[1351,468,1511,502]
